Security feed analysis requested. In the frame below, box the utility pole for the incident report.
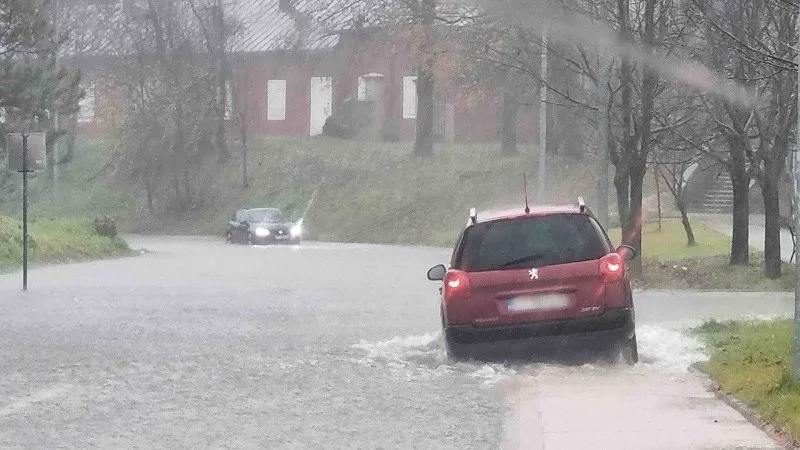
[793,8,800,380]
[537,25,548,203]
[597,55,612,229]
[22,135,29,291]
[48,0,60,194]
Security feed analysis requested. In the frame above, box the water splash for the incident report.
[637,325,708,372]
[351,332,516,386]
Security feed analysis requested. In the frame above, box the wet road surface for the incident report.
[0,237,792,448]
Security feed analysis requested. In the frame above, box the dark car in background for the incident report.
[427,201,638,364]
[226,208,303,245]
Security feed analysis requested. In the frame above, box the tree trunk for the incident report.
[627,162,646,277]
[144,178,155,215]
[762,170,782,278]
[500,91,519,156]
[413,68,434,157]
[214,2,229,162]
[216,80,229,161]
[654,167,662,230]
[413,0,435,157]
[614,170,631,240]
[730,173,750,265]
[242,133,249,189]
[62,115,77,164]
[680,206,696,246]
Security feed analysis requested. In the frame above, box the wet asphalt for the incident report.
[0,237,792,448]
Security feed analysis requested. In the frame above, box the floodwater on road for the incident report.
[0,238,792,448]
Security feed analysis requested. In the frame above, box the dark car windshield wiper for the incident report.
[497,253,546,268]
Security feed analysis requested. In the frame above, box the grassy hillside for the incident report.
[2,137,634,247]
[697,320,800,445]
[0,216,131,271]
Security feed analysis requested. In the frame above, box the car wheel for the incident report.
[621,335,639,365]
[225,231,233,243]
[443,328,471,361]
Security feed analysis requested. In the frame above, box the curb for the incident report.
[689,363,798,449]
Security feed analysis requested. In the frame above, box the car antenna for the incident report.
[523,173,531,214]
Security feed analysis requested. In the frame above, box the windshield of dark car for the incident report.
[454,214,610,272]
[249,209,285,223]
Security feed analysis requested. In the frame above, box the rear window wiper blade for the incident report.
[497,253,546,268]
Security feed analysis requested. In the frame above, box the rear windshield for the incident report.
[453,214,609,272]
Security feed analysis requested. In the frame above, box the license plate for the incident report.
[276,235,289,240]
[507,294,570,312]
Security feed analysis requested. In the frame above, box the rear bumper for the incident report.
[445,308,634,347]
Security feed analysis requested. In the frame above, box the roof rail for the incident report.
[578,197,586,213]
[469,207,477,224]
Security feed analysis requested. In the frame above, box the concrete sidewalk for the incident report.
[695,213,795,263]
[501,365,782,450]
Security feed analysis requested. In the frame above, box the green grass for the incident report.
[1,136,667,247]
[0,216,131,271]
[229,138,608,246]
[607,220,731,261]
[608,219,794,291]
[0,139,133,221]
[696,320,800,445]
[12,136,616,246]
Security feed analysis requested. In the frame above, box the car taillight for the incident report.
[600,253,625,282]
[443,270,472,300]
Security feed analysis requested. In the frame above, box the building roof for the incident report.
[231,0,340,53]
[60,0,342,59]
[59,0,484,59]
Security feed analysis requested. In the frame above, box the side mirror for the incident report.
[427,264,447,281]
[616,245,637,261]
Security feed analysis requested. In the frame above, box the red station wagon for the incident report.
[427,200,638,364]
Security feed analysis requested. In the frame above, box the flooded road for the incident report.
[0,237,791,448]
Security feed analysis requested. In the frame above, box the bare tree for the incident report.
[691,0,797,278]
[232,70,258,190]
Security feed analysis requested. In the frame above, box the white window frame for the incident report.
[402,76,417,119]
[267,79,287,121]
[78,84,96,123]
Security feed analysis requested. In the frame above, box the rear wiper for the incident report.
[497,253,546,268]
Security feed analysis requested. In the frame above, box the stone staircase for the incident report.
[697,171,734,214]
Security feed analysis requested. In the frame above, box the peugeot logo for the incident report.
[528,268,539,280]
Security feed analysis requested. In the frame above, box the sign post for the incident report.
[7,132,46,291]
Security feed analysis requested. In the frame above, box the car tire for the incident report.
[225,231,233,243]
[603,334,638,365]
[621,335,639,365]
[443,328,471,361]
[246,232,254,245]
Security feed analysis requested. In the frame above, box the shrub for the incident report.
[93,215,118,238]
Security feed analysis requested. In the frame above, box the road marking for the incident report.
[0,384,72,417]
